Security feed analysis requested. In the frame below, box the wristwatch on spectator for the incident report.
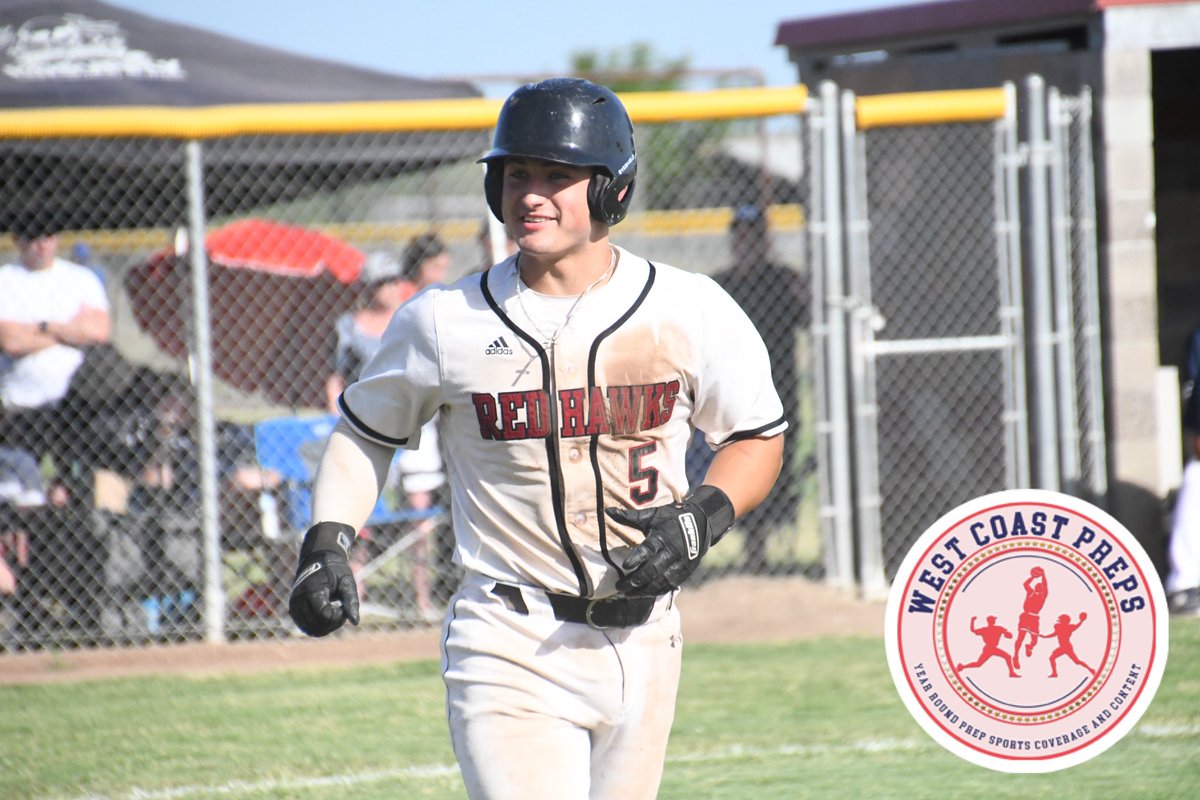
[37,321,49,334]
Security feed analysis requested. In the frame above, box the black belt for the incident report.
[490,582,656,630]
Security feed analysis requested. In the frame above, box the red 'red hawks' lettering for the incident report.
[606,386,641,435]
[587,386,610,436]
[472,381,681,441]
[472,390,551,440]
[525,390,552,438]
[559,388,587,436]
[471,393,501,439]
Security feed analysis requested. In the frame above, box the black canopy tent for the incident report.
[0,0,486,231]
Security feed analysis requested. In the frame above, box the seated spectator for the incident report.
[0,212,111,469]
[0,446,46,509]
[84,369,283,633]
[324,250,415,411]
[0,446,45,649]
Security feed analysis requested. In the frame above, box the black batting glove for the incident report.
[288,521,361,637]
[605,485,736,597]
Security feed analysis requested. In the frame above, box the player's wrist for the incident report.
[299,521,357,560]
[686,484,735,545]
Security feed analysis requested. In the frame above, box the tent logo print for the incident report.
[1,13,185,82]
[485,337,513,356]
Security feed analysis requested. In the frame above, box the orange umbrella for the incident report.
[126,218,367,408]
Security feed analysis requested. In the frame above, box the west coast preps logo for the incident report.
[885,489,1167,773]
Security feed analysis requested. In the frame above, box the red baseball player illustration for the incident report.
[1041,612,1096,678]
[1012,566,1048,669]
[957,615,1021,678]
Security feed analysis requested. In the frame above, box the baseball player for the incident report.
[288,77,787,799]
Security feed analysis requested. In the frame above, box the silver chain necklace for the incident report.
[515,246,618,348]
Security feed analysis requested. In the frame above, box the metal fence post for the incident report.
[1048,87,1082,490]
[1074,87,1109,500]
[996,82,1031,489]
[1025,74,1061,491]
[818,80,856,591]
[808,91,835,585]
[185,140,226,644]
[841,88,888,599]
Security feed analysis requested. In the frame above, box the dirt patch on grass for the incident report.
[0,576,884,685]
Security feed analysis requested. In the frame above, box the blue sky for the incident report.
[106,0,912,96]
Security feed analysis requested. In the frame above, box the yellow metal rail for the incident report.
[855,87,1008,130]
[0,85,809,140]
[0,84,1010,137]
[51,204,806,254]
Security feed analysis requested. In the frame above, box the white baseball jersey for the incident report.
[339,246,786,598]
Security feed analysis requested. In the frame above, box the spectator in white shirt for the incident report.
[0,213,111,487]
[0,214,110,411]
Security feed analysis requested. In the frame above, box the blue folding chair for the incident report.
[255,414,446,621]
[253,414,434,533]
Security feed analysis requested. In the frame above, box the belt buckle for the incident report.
[584,597,612,631]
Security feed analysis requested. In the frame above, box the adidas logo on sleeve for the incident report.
[485,336,513,355]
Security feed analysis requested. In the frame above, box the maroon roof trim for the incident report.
[775,0,1101,50]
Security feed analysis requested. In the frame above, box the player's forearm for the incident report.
[310,420,395,531]
[700,434,784,519]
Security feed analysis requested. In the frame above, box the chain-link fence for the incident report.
[0,86,819,652]
[0,79,1102,654]
[847,97,1024,593]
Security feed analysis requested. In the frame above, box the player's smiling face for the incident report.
[501,157,598,258]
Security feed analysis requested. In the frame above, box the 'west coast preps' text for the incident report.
[906,508,1147,615]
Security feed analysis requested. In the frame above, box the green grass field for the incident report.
[3,618,1198,799]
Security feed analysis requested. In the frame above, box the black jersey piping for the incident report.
[481,267,590,595]
[337,393,410,447]
[589,262,657,576]
[721,414,788,444]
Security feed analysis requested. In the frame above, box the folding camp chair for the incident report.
[254,414,444,621]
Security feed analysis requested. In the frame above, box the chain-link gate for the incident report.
[840,86,1028,596]
[0,85,820,653]
[813,80,1104,597]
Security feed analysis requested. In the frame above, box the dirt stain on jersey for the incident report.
[593,320,696,512]
[595,320,696,390]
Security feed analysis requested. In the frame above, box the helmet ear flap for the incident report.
[484,161,505,222]
[588,173,635,226]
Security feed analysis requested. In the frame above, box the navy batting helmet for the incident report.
[479,77,637,226]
